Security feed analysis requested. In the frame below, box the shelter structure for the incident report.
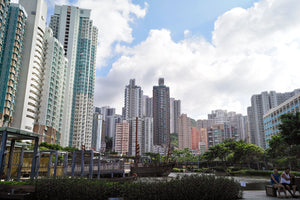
[0,127,41,180]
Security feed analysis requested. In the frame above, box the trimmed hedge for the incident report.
[232,170,300,177]
[34,175,241,200]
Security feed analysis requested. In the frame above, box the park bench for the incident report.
[266,177,300,197]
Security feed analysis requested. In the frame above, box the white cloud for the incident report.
[44,0,147,68]
[74,0,147,67]
[95,0,300,119]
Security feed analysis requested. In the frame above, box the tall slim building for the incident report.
[143,96,152,117]
[33,27,68,144]
[170,98,181,133]
[177,114,191,150]
[49,5,80,146]
[143,117,153,153]
[247,89,300,148]
[128,117,143,156]
[0,0,10,64]
[71,9,98,149]
[50,6,98,149]
[91,112,104,151]
[124,79,143,120]
[115,120,129,155]
[0,3,27,127]
[12,0,47,132]
[153,78,170,146]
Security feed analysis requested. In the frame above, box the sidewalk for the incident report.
[243,190,298,200]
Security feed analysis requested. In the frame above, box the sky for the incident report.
[14,0,300,119]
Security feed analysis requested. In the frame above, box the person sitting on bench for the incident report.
[281,167,297,197]
[271,168,287,198]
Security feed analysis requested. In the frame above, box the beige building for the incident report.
[115,121,129,155]
[177,114,191,150]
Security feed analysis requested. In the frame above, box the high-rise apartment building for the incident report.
[142,96,152,117]
[153,78,170,145]
[50,5,80,146]
[177,114,191,150]
[33,27,68,144]
[124,79,143,120]
[0,0,10,65]
[143,117,153,153]
[128,117,143,156]
[12,0,47,132]
[191,127,200,151]
[247,89,300,148]
[0,3,27,127]
[91,112,104,151]
[115,120,129,155]
[264,93,300,147]
[70,9,98,149]
[170,98,181,133]
[50,6,98,149]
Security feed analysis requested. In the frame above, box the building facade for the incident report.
[263,93,300,147]
[115,121,129,155]
[70,9,98,149]
[33,27,68,144]
[92,112,104,151]
[124,79,143,120]
[153,78,170,145]
[49,5,80,146]
[177,114,191,150]
[0,3,27,127]
[12,0,47,132]
[247,89,300,148]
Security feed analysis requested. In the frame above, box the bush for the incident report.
[34,175,241,200]
[232,170,300,177]
[172,168,184,172]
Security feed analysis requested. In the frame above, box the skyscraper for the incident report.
[33,27,68,144]
[92,112,104,151]
[247,89,300,148]
[115,120,129,155]
[124,79,143,120]
[177,114,191,150]
[12,0,47,132]
[153,78,170,146]
[0,0,10,65]
[49,5,80,146]
[71,9,98,149]
[170,98,181,133]
[0,3,27,127]
[50,6,98,149]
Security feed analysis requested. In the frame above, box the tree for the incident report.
[279,112,300,145]
[105,136,113,152]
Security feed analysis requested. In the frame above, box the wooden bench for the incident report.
[265,185,277,197]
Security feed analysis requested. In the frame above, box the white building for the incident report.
[49,5,80,147]
[124,79,143,120]
[34,27,67,144]
[143,117,153,153]
[12,0,47,132]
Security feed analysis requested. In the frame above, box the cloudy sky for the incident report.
[18,0,300,119]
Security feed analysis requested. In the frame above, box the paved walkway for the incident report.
[243,190,299,200]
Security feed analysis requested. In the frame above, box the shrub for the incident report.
[34,175,241,200]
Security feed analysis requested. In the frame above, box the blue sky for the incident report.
[97,0,259,76]
[42,0,300,119]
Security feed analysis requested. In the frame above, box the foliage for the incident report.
[34,175,241,200]
[279,112,300,145]
[39,142,78,152]
[170,133,178,148]
[144,152,161,163]
[202,139,264,168]
[266,112,300,169]
[171,148,197,162]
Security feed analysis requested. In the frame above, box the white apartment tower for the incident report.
[49,5,80,147]
[50,6,98,149]
[12,0,47,131]
[124,79,143,120]
[34,27,68,144]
